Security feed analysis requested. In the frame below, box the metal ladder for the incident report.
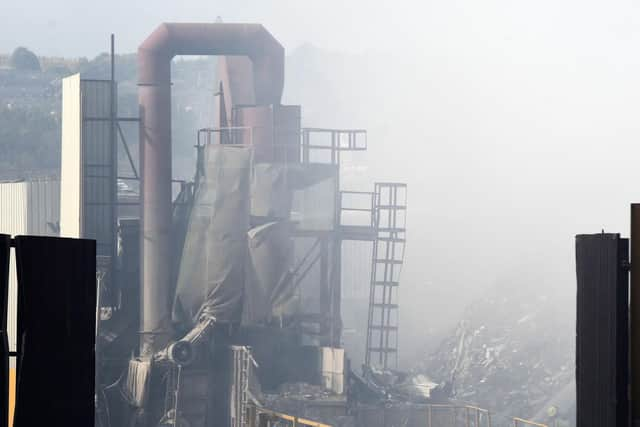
[365,183,407,370]
[232,346,253,427]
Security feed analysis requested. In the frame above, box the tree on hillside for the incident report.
[9,47,41,72]
[0,106,59,178]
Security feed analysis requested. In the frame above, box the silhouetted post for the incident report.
[632,204,640,427]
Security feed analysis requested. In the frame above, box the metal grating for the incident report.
[231,346,253,427]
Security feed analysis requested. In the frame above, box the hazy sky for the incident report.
[6,0,640,362]
[4,0,639,57]
[1,0,411,56]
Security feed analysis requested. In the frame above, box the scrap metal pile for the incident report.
[417,282,575,425]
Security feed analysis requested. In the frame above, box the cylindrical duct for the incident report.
[137,23,284,356]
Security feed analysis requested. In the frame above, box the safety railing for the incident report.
[423,404,547,427]
[196,126,367,165]
[426,404,492,427]
[301,128,367,164]
[512,418,548,427]
[340,190,376,228]
[245,404,547,427]
[197,126,253,147]
[246,406,332,427]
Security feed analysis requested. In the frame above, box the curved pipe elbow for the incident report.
[138,22,284,104]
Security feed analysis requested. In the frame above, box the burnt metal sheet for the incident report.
[575,233,629,427]
[0,234,9,427]
[13,236,96,427]
[243,221,296,324]
[173,145,251,327]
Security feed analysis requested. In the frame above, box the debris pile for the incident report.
[358,366,448,404]
[417,282,575,424]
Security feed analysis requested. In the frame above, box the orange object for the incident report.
[8,367,15,426]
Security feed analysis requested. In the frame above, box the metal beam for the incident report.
[117,122,139,179]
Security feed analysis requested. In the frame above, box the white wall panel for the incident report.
[60,74,116,257]
[0,179,59,351]
[60,73,82,238]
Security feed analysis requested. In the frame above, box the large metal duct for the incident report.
[138,23,285,356]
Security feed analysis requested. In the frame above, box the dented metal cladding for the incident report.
[137,23,285,356]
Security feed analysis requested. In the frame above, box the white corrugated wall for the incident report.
[0,181,27,234]
[27,179,60,236]
[0,181,27,353]
[60,74,115,258]
[0,179,59,352]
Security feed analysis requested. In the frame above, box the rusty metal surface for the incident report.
[138,23,284,104]
[137,23,285,355]
[234,105,275,161]
[233,105,301,163]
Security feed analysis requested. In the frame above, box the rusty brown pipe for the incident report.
[138,23,284,356]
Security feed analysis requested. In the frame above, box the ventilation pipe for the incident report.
[138,23,284,356]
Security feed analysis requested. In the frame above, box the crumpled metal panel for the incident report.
[123,359,152,408]
[243,221,296,324]
[172,145,251,327]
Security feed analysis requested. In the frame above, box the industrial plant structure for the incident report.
[0,21,562,427]
[3,23,410,427]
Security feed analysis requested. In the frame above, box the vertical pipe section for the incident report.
[138,54,173,356]
[109,34,117,306]
[632,204,640,426]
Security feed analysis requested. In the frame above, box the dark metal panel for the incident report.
[0,234,9,427]
[631,204,640,427]
[13,236,96,426]
[575,233,629,427]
